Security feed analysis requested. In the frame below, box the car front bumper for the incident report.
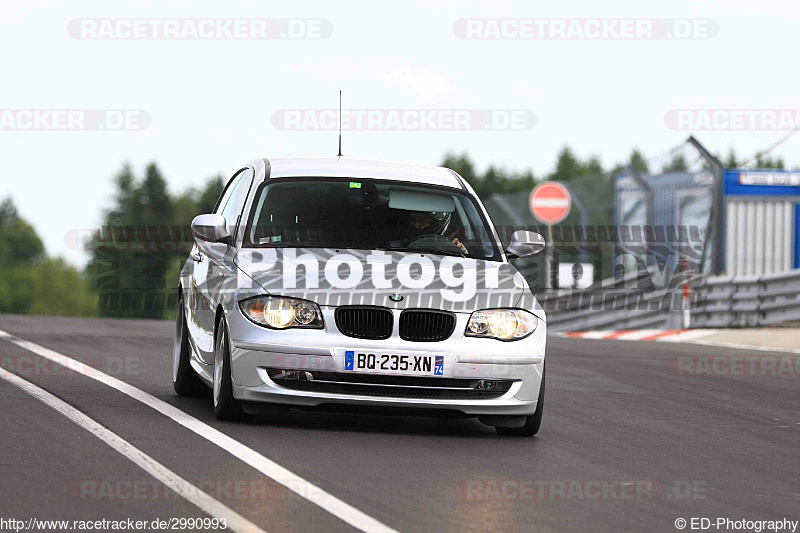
[227,305,546,417]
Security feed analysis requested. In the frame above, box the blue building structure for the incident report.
[615,171,713,274]
[722,169,800,276]
[616,169,800,277]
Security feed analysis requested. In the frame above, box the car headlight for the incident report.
[239,296,323,329]
[465,309,538,341]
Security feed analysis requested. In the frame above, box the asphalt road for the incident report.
[0,314,798,532]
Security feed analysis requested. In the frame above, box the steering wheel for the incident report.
[404,233,463,254]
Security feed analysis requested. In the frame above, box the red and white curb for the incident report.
[553,329,717,342]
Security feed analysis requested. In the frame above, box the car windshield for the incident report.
[243,178,501,261]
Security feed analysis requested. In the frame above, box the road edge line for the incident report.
[0,365,266,533]
[0,329,398,533]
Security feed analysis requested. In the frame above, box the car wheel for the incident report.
[173,293,205,396]
[213,315,245,420]
[496,364,545,437]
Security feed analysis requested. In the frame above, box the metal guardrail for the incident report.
[691,268,800,327]
[542,266,695,333]
[542,267,800,332]
[538,266,658,313]
[546,288,672,333]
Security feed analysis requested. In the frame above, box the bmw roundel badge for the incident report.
[389,293,404,302]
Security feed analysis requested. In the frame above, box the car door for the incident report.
[193,167,254,363]
[187,177,235,364]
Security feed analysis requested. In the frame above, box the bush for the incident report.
[27,258,98,317]
[0,267,35,313]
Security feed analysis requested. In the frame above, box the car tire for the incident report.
[213,315,245,421]
[496,364,545,437]
[173,293,205,396]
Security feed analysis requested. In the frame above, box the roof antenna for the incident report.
[337,90,343,157]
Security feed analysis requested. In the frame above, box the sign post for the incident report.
[529,182,571,290]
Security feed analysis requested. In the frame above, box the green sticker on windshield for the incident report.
[349,181,361,189]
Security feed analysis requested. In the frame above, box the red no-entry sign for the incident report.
[529,182,571,225]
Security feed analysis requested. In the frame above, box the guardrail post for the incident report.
[682,279,691,329]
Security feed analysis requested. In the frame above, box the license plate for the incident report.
[343,351,444,376]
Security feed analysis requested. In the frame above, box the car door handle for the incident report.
[191,252,204,262]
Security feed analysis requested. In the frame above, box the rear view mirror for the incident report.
[506,230,545,258]
[191,214,230,244]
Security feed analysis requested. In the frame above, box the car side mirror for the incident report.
[506,230,545,258]
[191,214,231,245]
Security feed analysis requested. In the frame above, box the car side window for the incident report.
[213,175,239,216]
[220,168,254,238]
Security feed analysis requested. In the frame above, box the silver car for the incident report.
[174,157,547,436]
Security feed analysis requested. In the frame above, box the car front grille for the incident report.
[399,309,456,342]
[334,306,393,340]
[267,370,514,400]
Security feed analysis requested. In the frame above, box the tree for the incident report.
[85,162,230,319]
[755,155,785,169]
[105,163,142,225]
[0,197,19,227]
[0,198,39,313]
[198,175,225,214]
[661,153,689,173]
[584,155,604,176]
[28,258,97,316]
[724,149,739,169]
[442,152,478,185]
[544,147,606,183]
[441,152,534,200]
[0,197,44,268]
[0,197,85,315]
[86,163,168,319]
[173,190,199,228]
[140,162,173,227]
[0,268,35,313]
[549,146,583,181]
[442,152,482,195]
[628,149,649,174]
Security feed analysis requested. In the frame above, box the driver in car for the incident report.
[407,210,469,255]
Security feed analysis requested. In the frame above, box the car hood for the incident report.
[235,248,544,318]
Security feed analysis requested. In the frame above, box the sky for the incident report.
[1,0,798,266]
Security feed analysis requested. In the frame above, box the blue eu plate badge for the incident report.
[434,355,444,375]
[345,350,354,370]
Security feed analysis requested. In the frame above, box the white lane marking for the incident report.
[687,339,800,355]
[0,329,398,533]
[0,366,266,533]
[557,328,800,355]
[555,329,719,342]
[576,331,611,339]
[611,329,662,340]
[658,329,717,342]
